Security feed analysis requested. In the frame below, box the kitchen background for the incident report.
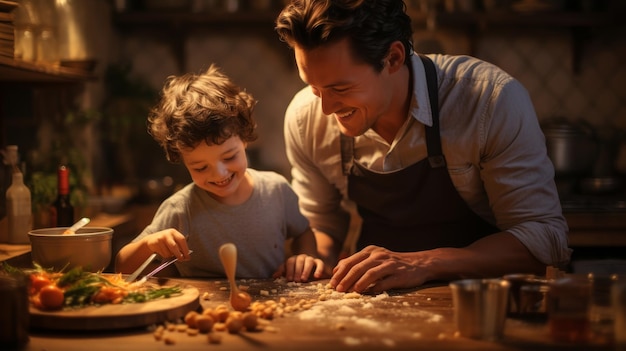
[1,0,625,268]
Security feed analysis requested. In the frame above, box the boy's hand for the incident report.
[144,229,191,261]
[273,254,326,282]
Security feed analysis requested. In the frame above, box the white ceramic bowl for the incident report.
[28,227,113,272]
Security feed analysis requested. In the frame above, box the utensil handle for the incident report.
[125,252,157,282]
[219,243,237,289]
[143,250,193,280]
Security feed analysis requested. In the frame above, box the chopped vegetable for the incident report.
[2,263,182,311]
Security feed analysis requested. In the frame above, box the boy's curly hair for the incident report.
[148,64,258,163]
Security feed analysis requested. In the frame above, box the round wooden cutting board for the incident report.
[29,280,200,331]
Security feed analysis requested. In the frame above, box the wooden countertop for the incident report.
[22,278,613,351]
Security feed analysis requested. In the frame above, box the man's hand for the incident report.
[329,245,427,293]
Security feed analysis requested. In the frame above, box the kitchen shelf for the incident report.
[114,9,626,74]
[113,10,279,28]
[409,10,626,73]
[0,56,96,83]
[426,11,623,28]
[113,10,284,72]
[565,211,626,247]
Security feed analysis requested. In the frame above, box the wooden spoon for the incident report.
[62,217,90,234]
[218,243,252,312]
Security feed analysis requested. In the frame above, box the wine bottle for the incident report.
[51,165,74,227]
[6,169,32,244]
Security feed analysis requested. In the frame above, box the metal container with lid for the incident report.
[542,117,599,177]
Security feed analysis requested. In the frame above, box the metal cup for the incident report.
[547,275,592,343]
[519,283,550,322]
[503,274,538,317]
[450,278,510,340]
[0,274,29,349]
[613,280,626,350]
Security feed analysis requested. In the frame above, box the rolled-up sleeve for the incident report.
[284,89,351,243]
[479,78,572,267]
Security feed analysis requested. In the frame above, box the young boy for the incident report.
[115,64,324,282]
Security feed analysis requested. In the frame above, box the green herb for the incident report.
[124,286,182,304]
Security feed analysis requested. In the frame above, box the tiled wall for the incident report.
[115,16,626,180]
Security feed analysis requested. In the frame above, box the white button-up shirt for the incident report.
[284,53,572,266]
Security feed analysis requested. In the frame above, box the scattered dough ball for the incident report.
[176,324,187,332]
[225,315,244,334]
[264,325,278,333]
[343,292,361,299]
[213,305,230,322]
[186,328,199,336]
[242,312,258,331]
[163,335,176,345]
[261,306,274,320]
[195,315,215,334]
[184,311,199,328]
[230,311,243,319]
[201,292,211,300]
[213,322,226,332]
[208,333,222,344]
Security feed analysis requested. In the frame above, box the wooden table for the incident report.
[21,277,613,351]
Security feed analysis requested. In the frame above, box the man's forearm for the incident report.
[313,231,342,269]
[419,232,546,282]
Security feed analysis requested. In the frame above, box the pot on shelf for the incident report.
[542,117,599,177]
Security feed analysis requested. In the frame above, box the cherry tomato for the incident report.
[38,284,65,310]
[30,294,43,310]
[29,274,52,295]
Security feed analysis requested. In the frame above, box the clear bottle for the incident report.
[1,145,19,219]
[6,170,32,244]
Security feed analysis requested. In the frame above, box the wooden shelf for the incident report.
[112,10,285,72]
[113,10,279,28]
[409,10,626,74]
[428,11,623,28]
[0,56,96,83]
[564,211,626,247]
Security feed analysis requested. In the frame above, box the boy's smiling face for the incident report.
[181,136,251,204]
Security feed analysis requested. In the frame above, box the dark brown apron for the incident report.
[342,55,499,252]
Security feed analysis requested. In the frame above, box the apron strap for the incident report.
[340,133,354,176]
[418,55,446,169]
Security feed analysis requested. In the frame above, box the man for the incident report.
[275,0,572,293]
